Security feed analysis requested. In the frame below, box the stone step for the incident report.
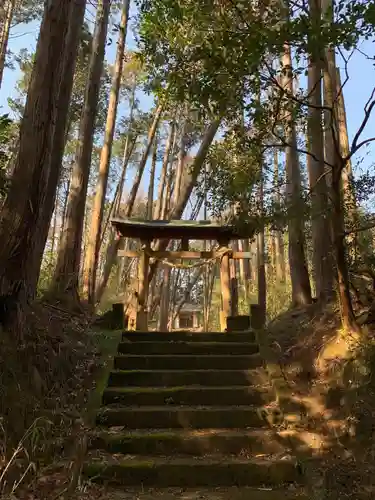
[76,486,308,499]
[122,331,256,343]
[83,454,302,487]
[96,406,267,429]
[107,369,268,388]
[113,354,263,371]
[102,385,271,406]
[90,428,289,456]
[118,341,259,355]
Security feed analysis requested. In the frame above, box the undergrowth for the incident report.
[266,301,375,499]
[0,301,102,498]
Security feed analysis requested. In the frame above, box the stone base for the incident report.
[226,315,251,332]
[250,304,266,329]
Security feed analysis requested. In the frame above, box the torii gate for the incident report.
[111,218,257,332]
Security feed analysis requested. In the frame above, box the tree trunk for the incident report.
[281,43,312,306]
[161,158,174,219]
[154,120,175,219]
[257,162,266,323]
[158,266,171,330]
[29,1,87,294]
[273,150,286,283]
[83,0,131,303]
[238,238,251,305]
[52,0,110,298]
[307,0,334,300]
[336,68,358,258]
[331,172,360,333]
[59,169,71,250]
[0,0,84,319]
[116,80,137,215]
[322,0,336,190]
[50,183,61,265]
[94,104,164,304]
[0,0,16,90]
[321,16,359,332]
[147,134,157,219]
[173,110,188,206]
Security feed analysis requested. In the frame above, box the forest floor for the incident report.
[3,300,375,499]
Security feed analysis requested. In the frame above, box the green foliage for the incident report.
[12,0,44,26]
[0,114,13,197]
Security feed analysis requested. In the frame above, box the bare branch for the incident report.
[349,92,375,156]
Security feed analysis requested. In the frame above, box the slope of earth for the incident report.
[262,301,375,499]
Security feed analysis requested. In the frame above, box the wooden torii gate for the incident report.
[111,218,257,332]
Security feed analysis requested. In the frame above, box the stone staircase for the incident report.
[84,330,309,494]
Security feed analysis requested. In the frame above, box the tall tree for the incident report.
[272,149,286,282]
[83,0,131,304]
[0,0,85,322]
[257,161,266,322]
[281,42,312,306]
[52,0,110,299]
[155,120,175,219]
[306,0,334,300]
[147,135,157,219]
[321,11,359,331]
[336,68,357,258]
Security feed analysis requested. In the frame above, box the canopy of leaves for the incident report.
[136,0,374,114]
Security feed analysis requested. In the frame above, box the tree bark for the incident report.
[336,68,357,257]
[29,1,87,294]
[52,0,110,298]
[158,266,170,330]
[115,80,137,215]
[173,109,188,206]
[50,183,60,265]
[154,120,175,219]
[0,0,84,317]
[147,134,157,219]
[0,0,16,90]
[238,238,251,305]
[83,0,131,303]
[307,0,334,300]
[273,150,286,282]
[322,0,336,190]
[281,43,312,306]
[257,173,266,323]
[321,13,360,332]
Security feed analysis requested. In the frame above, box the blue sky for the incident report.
[1,8,375,200]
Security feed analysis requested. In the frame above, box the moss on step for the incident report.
[120,340,260,355]
[85,329,122,425]
[83,455,302,487]
[122,331,256,343]
[107,368,269,388]
[95,405,267,429]
[89,428,289,456]
[102,385,271,406]
[78,486,308,500]
[113,353,262,371]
